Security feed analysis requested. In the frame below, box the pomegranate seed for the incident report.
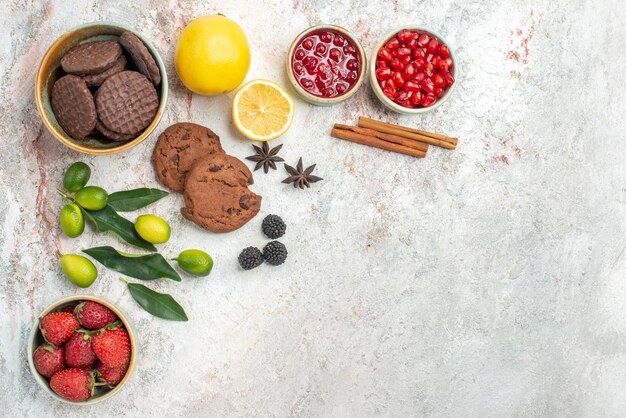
[432,73,445,87]
[407,39,418,50]
[386,38,400,50]
[434,87,444,97]
[329,48,342,62]
[414,59,425,70]
[439,45,450,58]
[333,35,346,47]
[414,72,426,82]
[383,89,395,100]
[431,56,440,67]
[302,39,314,50]
[425,63,434,77]
[426,54,434,63]
[417,33,430,46]
[445,73,454,86]
[445,57,453,68]
[392,72,405,87]
[397,29,412,43]
[411,91,422,105]
[396,89,409,102]
[396,47,411,57]
[421,93,436,107]
[377,60,388,68]
[427,39,439,53]
[401,55,411,65]
[386,78,397,89]
[409,31,419,40]
[421,78,434,93]
[415,48,426,59]
[390,58,403,72]
[403,64,415,79]
[375,67,392,80]
[404,81,420,92]
[438,60,449,74]
[378,48,393,62]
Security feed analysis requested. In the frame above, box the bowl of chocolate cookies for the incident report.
[35,22,167,155]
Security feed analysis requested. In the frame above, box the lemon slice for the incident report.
[232,79,294,141]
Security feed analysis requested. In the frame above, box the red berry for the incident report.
[92,324,131,368]
[438,60,449,74]
[404,81,420,93]
[390,58,403,72]
[336,83,348,94]
[294,49,305,61]
[414,59,425,70]
[376,60,388,68]
[378,48,392,62]
[396,47,411,57]
[421,93,437,107]
[417,33,430,46]
[95,361,128,386]
[386,38,400,50]
[319,31,334,43]
[333,34,346,46]
[346,71,358,83]
[439,44,450,58]
[392,72,405,88]
[414,72,426,82]
[346,59,359,71]
[302,38,314,50]
[431,56,440,67]
[50,368,94,403]
[375,67,392,81]
[329,48,342,62]
[397,29,412,43]
[427,38,440,53]
[383,87,396,100]
[407,38,418,50]
[425,62,434,77]
[396,89,410,102]
[400,55,411,65]
[386,78,397,90]
[434,87,445,97]
[433,73,446,87]
[403,63,415,79]
[74,301,117,330]
[65,330,97,368]
[421,78,435,93]
[293,63,304,75]
[33,343,65,378]
[40,312,79,345]
[413,48,426,59]
[411,91,422,105]
[314,43,327,57]
[445,73,455,86]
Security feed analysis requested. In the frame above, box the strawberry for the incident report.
[74,301,117,330]
[39,312,79,345]
[95,361,128,386]
[58,303,77,314]
[65,330,97,368]
[50,368,95,402]
[33,343,65,378]
[92,323,130,368]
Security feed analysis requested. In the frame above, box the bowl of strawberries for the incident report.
[27,295,136,404]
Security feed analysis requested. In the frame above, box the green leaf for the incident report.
[81,206,156,252]
[126,281,188,321]
[83,246,180,281]
[107,188,169,212]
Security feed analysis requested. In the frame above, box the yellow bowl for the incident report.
[35,22,168,155]
[27,295,137,405]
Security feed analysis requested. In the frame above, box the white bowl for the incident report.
[369,26,458,114]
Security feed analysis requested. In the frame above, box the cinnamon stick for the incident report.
[358,116,457,149]
[331,125,426,159]
[333,124,429,152]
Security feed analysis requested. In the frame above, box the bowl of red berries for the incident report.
[27,295,136,404]
[371,27,456,113]
[287,24,366,105]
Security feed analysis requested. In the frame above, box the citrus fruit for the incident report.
[63,162,91,192]
[174,249,213,276]
[175,15,250,95]
[59,203,84,238]
[232,79,294,141]
[134,214,171,244]
[60,254,97,288]
[75,186,108,210]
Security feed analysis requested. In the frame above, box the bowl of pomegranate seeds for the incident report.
[287,24,366,105]
[371,27,456,113]
[27,295,136,404]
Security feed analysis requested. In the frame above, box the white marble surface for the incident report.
[1,0,626,416]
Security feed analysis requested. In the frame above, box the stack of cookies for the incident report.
[51,32,161,142]
[152,123,262,233]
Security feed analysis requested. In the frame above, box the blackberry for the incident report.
[262,241,288,266]
[262,215,286,239]
[238,247,263,270]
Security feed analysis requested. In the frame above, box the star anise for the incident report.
[245,142,284,173]
[282,157,323,189]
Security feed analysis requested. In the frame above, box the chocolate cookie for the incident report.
[152,123,224,193]
[182,154,262,233]
[61,41,122,75]
[82,54,127,87]
[120,31,161,86]
[51,75,97,139]
[95,119,136,141]
[95,71,158,135]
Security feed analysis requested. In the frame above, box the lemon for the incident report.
[232,79,294,141]
[174,249,213,277]
[63,162,91,192]
[75,186,108,211]
[59,203,84,238]
[175,15,251,95]
[134,214,171,244]
[60,254,97,288]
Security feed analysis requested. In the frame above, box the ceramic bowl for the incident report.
[28,295,136,405]
[369,26,457,114]
[35,22,168,155]
[286,24,366,106]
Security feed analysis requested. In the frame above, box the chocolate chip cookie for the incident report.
[152,123,224,193]
[182,153,262,233]
[51,74,97,139]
